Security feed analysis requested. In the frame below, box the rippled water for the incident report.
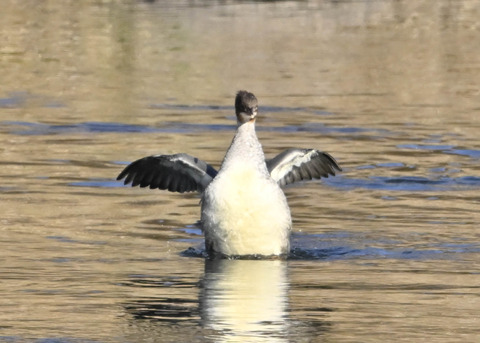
[1,1,480,342]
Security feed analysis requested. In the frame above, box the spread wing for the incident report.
[117,153,218,193]
[267,148,342,187]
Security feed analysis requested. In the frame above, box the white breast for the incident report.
[201,122,291,256]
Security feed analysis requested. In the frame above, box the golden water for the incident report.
[1,1,479,342]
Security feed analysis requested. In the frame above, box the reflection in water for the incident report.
[1,1,480,342]
[124,259,294,342]
[201,259,289,343]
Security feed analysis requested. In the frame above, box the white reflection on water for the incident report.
[201,259,288,343]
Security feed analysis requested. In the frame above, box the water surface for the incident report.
[1,1,479,342]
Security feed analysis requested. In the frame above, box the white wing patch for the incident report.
[269,150,316,183]
[267,148,341,187]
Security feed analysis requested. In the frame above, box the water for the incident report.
[1,0,479,342]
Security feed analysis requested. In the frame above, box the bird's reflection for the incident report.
[123,258,289,342]
[200,259,289,342]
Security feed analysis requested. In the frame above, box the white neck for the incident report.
[221,121,267,173]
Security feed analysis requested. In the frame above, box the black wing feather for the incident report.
[117,153,218,193]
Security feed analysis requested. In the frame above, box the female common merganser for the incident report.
[117,91,341,258]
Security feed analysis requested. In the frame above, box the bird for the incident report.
[117,90,341,258]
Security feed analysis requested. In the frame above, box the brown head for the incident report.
[235,90,258,125]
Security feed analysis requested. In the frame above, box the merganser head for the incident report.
[235,90,258,124]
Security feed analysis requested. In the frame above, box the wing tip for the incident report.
[321,151,342,173]
[116,169,127,181]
